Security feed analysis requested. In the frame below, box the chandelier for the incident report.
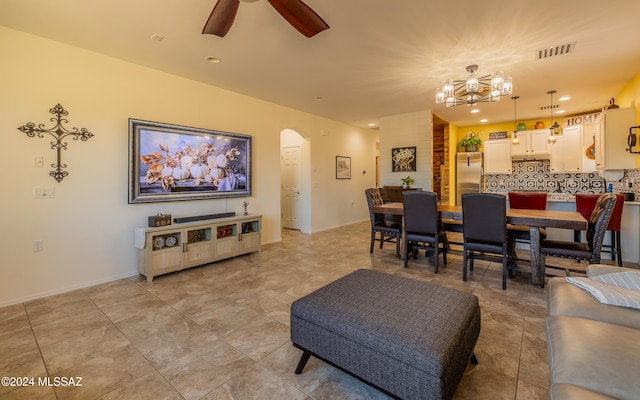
[435,65,512,107]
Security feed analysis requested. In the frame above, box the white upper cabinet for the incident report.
[484,138,512,174]
[511,129,551,160]
[550,125,583,173]
[595,108,636,170]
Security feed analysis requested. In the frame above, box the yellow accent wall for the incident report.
[615,71,640,167]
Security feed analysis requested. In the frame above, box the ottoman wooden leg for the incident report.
[295,350,311,374]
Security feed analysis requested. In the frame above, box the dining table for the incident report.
[372,202,587,285]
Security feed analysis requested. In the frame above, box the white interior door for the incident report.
[281,145,301,230]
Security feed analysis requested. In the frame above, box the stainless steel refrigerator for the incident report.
[456,152,483,205]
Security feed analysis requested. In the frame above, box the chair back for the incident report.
[575,193,601,220]
[365,188,384,225]
[462,193,507,244]
[586,194,617,253]
[576,193,624,231]
[403,191,438,235]
[508,191,547,210]
[607,194,625,231]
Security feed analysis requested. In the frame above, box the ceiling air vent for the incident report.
[540,104,559,111]
[536,42,576,59]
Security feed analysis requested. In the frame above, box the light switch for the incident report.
[34,155,44,168]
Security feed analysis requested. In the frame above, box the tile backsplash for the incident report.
[485,160,640,197]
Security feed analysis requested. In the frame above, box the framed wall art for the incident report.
[336,156,351,179]
[128,119,251,204]
[392,146,416,172]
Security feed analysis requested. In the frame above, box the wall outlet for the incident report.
[32,240,43,252]
[33,187,55,198]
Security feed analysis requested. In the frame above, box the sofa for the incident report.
[546,264,640,399]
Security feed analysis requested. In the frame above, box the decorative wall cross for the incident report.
[18,104,94,182]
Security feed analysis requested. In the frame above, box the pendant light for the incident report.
[512,96,520,146]
[547,90,557,144]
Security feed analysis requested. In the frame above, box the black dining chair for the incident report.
[540,193,617,282]
[462,193,515,290]
[365,188,402,257]
[402,191,448,272]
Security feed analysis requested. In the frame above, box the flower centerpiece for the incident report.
[401,175,415,188]
[459,132,482,152]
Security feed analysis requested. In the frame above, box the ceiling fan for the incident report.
[202,0,329,38]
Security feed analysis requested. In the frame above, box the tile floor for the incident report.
[0,221,633,400]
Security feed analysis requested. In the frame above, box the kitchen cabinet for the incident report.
[483,139,512,174]
[595,107,636,170]
[511,129,551,160]
[550,125,583,173]
[136,215,262,282]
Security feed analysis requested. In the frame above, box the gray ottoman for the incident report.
[290,269,480,400]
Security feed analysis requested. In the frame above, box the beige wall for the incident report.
[379,110,433,190]
[0,27,377,305]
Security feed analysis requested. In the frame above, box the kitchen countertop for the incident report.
[490,192,640,205]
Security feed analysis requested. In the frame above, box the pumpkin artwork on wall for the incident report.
[17,104,94,182]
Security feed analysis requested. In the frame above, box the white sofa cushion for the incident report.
[546,316,640,400]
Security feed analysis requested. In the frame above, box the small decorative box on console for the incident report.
[148,214,172,227]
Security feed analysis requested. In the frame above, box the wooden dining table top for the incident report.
[372,202,587,230]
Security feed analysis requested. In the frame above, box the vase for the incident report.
[535,121,545,129]
[517,123,526,131]
[465,145,477,152]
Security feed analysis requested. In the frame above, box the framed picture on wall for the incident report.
[392,146,416,172]
[128,119,252,203]
[336,156,351,179]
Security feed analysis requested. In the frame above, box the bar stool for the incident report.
[507,191,548,247]
[574,193,624,266]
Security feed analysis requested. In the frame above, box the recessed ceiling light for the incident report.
[471,109,480,114]
[480,119,488,123]
[368,123,376,127]
[315,96,323,101]
[559,96,570,101]
[556,110,566,114]
[150,33,164,42]
[206,56,221,64]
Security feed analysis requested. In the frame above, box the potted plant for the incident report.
[459,132,482,152]
[401,175,415,188]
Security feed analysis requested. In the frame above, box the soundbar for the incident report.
[174,212,236,223]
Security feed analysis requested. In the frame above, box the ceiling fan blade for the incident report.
[202,0,240,37]
[266,0,329,38]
